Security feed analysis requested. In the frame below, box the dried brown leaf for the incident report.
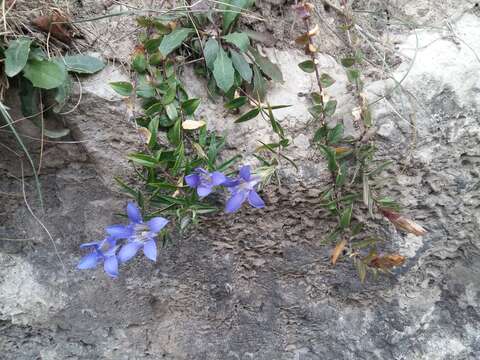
[331,238,347,265]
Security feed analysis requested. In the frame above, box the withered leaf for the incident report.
[331,238,347,265]
[369,254,406,269]
[32,12,73,43]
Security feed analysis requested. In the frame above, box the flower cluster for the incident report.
[77,203,168,278]
[185,165,265,213]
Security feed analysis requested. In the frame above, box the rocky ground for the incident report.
[0,1,479,359]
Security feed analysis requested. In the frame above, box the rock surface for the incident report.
[1,2,479,360]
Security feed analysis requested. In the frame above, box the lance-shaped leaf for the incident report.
[110,81,133,96]
[222,32,250,52]
[213,48,235,93]
[234,107,260,123]
[222,0,251,33]
[62,55,105,74]
[230,49,252,82]
[204,38,219,70]
[159,28,193,57]
[249,47,283,83]
[5,38,32,77]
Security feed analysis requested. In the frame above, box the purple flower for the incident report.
[77,237,119,278]
[185,168,227,197]
[106,203,168,263]
[224,165,265,213]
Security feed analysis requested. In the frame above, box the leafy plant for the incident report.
[1,37,105,138]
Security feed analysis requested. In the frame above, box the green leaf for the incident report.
[137,75,155,98]
[222,32,250,52]
[110,81,133,96]
[225,96,247,109]
[320,73,335,88]
[128,153,158,167]
[324,100,337,117]
[159,28,193,57]
[355,258,367,283]
[222,0,250,33]
[181,98,200,115]
[230,49,252,82]
[132,53,147,73]
[23,59,66,89]
[347,68,360,82]
[309,104,323,118]
[161,84,177,105]
[340,204,353,228]
[204,38,219,70]
[341,57,355,67]
[167,118,182,146]
[298,60,315,73]
[213,48,235,93]
[234,107,260,123]
[144,37,163,53]
[327,123,344,144]
[249,47,283,83]
[267,104,285,138]
[165,103,178,121]
[319,145,337,172]
[62,55,105,74]
[252,64,266,100]
[313,126,327,142]
[5,38,32,77]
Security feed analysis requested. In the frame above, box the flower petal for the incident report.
[77,252,99,269]
[106,224,133,239]
[147,217,169,233]
[197,185,212,197]
[79,241,101,249]
[118,242,142,262]
[143,239,157,262]
[127,202,142,223]
[104,256,119,278]
[239,165,251,181]
[248,190,265,208]
[211,171,227,186]
[185,173,200,188]
[225,191,247,213]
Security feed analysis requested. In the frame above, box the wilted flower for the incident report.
[106,203,168,263]
[77,237,119,278]
[294,2,314,19]
[381,209,427,236]
[185,168,227,197]
[224,165,265,213]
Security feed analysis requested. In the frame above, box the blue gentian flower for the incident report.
[106,203,168,263]
[225,165,265,213]
[77,237,119,278]
[185,168,227,197]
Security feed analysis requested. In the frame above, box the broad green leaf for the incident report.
[324,99,337,116]
[213,48,235,93]
[222,0,251,33]
[165,103,178,120]
[19,77,38,118]
[159,28,193,56]
[144,37,163,53]
[167,118,182,146]
[225,96,247,109]
[132,53,147,73]
[341,57,355,68]
[327,123,344,144]
[181,98,200,115]
[249,47,283,83]
[110,81,133,96]
[23,59,66,89]
[137,75,155,98]
[62,55,105,74]
[298,60,315,73]
[230,49,252,82]
[204,38,219,70]
[347,68,360,82]
[320,73,335,88]
[252,64,266,100]
[5,38,32,77]
[234,107,260,123]
[222,32,250,52]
